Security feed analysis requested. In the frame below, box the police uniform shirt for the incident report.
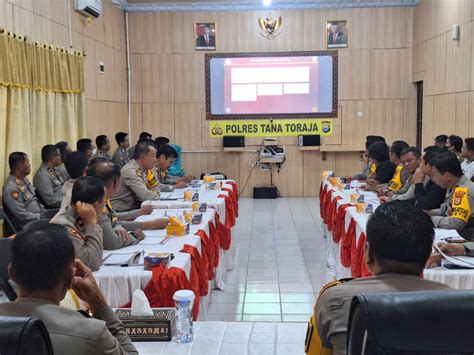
[33,163,67,208]
[112,147,130,169]
[99,200,139,250]
[0,297,137,355]
[2,174,43,227]
[431,174,474,240]
[109,160,160,212]
[56,164,70,182]
[50,206,103,272]
[461,160,474,181]
[315,273,451,355]
[93,151,111,160]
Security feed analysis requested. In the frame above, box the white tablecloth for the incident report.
[133,321,307,355]
[322,180,474,289]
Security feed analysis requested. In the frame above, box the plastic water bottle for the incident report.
[173,290,195,343]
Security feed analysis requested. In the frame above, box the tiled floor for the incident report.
[206,197,332,322]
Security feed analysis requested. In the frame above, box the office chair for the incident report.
[0,316,53,355]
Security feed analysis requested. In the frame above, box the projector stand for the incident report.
[253,138,285,199]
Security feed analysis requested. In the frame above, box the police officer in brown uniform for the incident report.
[112,132,130,169]
[110,140,160,212]
[2,152,44,230]
[307,202,450,355]
[33,145,67,208]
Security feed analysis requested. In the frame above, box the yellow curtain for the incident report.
[0,29,85,195]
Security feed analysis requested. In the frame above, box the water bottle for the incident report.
[173,290,195,343]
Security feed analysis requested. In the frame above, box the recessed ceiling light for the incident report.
[263,0,272,6]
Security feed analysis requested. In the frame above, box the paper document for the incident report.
[433,243,474,269]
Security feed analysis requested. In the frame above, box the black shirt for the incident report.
[375,161,397,184]
[414,179,447,210]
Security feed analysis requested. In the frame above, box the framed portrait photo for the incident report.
[195,23,216,51]
[326,20,348,49]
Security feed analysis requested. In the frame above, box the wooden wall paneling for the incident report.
[424,37,435,96]
[369,99,404,143]
[413,42,426,76]
[0,1,13,31]
[213,11,239,53]
[238,152,271,197]
[130,103,143,141]
[404,48,417,99]
[128,13,143,54]
[370,49,406,99]
[339,100,370,145]
[94,44,115,101]
[433,33,447,95]
[302,151,336,196]
[130,54,142,103]
[271,146,303,196]
[202,117,222,148]
[402,98,417,145]
[455,92,471,136]
[111,6,125,52]
[269,10,305,52]
[114,49,127,102]
[172,11,206,54]
[206,152,240,181]
[173,54,205,103]
[302,9,327,51]
[432,94,456,136]
[85,100,106,137]
[321,125,342,145]
[438,0,458,35]
[10,0,33,11]
[471,21,474,91]
[471,92,474,137]
[421,95,434,147]
[413,0,426,45]
[82,9,105,44]
[146,12,174,54]
[181,152,209,179]
[335,152,363,177]
[338,49,370,100]
[445,22,471,93]
[141,54,175,102]
[105,102,128,139]
[370,7,406,49]
[336,8,371,50]
[174,103,203,150]
[405,7,414,49]
[142,103,175,141]
[73,31,85,52]
[52,23,71,49]
[83,39,97,100]
[33,14,53,44]
[103,0,115,47]
[12,5,34,38]
[237,11,272,53]
[458,0,473,25]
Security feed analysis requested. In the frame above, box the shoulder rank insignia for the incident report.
[136,169,142,177]
[71,228,82,239]
[11,191,20,200]
[102,206,108,214]
[15,178,24,186]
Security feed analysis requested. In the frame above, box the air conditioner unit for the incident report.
[74,0,102,18]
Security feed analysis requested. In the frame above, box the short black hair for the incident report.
[87,161,121,187]
[76,138,93,153]
[448,135,463,152]
[422,145,444,165]
[11,224,75,291]
[400,146,421,159]
[464,138,474,152]
[390,140,409,159]
[133,140,156,160]
[365,135,385,150]
[41,145,59,163]
[95,135,108,150]
[435,135,448,145]
[139,132,152,141]
[367,201,434,270]
[55,141,69,157]
[430,152,463,178]
[64,151,89,179]
[115,132,128,145]
[71,176,105,205]
[368,141,390,163]
[154,136,170,149]
[8,152,28,171]
[156,144,178,159]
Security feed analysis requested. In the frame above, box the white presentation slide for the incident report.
[231,66,310,84]
[283,83,310,94]
[257,83,283,96]
[231,84,257,101]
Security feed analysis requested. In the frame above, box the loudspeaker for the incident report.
[253,186,278,199]
[298,135,320,147]
[223,136,245,148]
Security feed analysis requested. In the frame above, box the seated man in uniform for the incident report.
[55,141,71,181]
[152,144,192,190]
[33,144,67,208]
[77,138,95,161]
[2,152,44,231]
[434,134,448,149]
[112,132,130,169]
[447,134,464,162]
[0,224,137,354]
[461,137,474,180]
[308,202,450,355]
[58,151,89,215]
[94,135,112,160]
[110,140,160,212]
[363,141,396,191]
[381,140,410,196]
[352,135,385,181]
[380,147,421,203]
[427,152,474,240]
[50,176,105,271]
[128,131,152,160]
[87,159,168,250]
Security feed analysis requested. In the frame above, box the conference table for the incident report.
[320,178,474,289]
[93,180,239,320]
[133,321,307,355]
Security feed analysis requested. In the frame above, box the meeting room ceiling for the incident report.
[112,0,419,12]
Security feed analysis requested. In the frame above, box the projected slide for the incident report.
[206,52,337,119]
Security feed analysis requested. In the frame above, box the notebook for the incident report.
[102,250,144,266]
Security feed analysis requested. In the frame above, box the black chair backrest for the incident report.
[0,316,53,355]
[0,206,18,236]
[347,290,474,354]
[22,219,50,233]
[0,238,16,301]
[42,209,59,220]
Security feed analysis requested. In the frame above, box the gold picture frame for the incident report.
[195,23,216,51]
[326,20,348,49]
